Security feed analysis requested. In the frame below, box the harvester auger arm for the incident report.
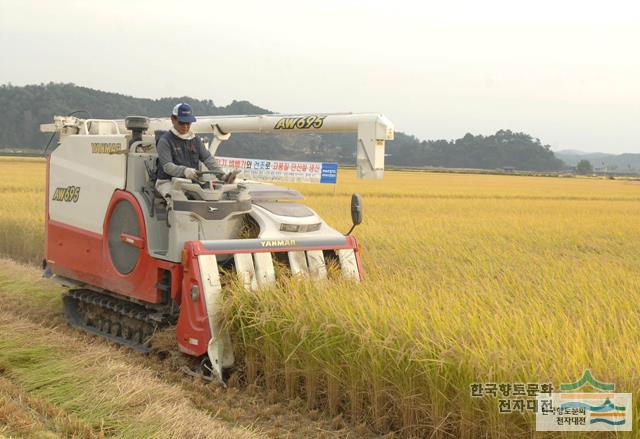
[42,112,395,179]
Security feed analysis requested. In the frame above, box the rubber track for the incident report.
[63,289,172,353]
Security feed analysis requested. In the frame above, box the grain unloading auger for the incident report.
[40,112,393,382]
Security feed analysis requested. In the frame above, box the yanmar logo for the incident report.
[274,115,326,130]
[91,142,123,154]
[260,239,297,248]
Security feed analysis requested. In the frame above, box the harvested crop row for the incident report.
[0,375,101,439]
[0,309,262,439]
[0,259,379,438]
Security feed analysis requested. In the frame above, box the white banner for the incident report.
[214,156,338,184]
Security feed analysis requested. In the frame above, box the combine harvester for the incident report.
[40,112,393,382]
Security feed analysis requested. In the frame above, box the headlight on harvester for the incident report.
[280,223,321,232]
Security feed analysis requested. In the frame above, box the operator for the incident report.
[156,103,235,197]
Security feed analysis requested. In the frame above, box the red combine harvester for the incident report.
[40,112,393,381]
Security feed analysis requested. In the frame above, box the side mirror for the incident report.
[346,193,363,235]
[351,193,363,226]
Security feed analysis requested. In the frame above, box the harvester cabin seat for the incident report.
[139,131,168,218]
[148,130,166,187]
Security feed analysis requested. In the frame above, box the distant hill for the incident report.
[389,130,565,171]
[555,150,640,172]
[0,82,270,152]
[1,82,566,171]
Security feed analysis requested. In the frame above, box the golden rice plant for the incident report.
[224,171,640,436]
[0,157,45,265]
[1,157,639,437]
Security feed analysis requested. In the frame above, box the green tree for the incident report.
[1,83,572,171]
[576,159,593,175]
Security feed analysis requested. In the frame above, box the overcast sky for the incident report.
[1,0,638,153]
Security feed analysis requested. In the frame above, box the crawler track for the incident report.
[63,289,175,353]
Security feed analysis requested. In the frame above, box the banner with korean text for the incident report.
[214,156,338,184]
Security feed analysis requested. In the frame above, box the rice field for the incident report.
[1,156,639,437]
[0,157,44,265]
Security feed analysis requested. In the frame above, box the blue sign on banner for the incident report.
[320,163,338,184]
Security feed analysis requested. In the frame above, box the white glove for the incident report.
[184,168,198,180]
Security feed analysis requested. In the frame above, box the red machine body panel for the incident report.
[46,187,181,304]
[176,244,211,356]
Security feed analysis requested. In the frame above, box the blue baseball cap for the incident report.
[172,103,197,123]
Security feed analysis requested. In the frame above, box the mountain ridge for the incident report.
[554,150,640,171]
[1,82,569,171]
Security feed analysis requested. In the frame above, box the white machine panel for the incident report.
[338,249,359,280]
[253,252,276,287]
[199,254,234,381]
[306,250,328,280]
[234,253,259,291]
[288,251,309,275]
[49,135,127,234]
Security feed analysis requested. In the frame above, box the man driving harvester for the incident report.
[156,103,237,197]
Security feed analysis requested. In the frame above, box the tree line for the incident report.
[0,83,567,171]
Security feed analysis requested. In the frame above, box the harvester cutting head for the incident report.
[165,170,365,382]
